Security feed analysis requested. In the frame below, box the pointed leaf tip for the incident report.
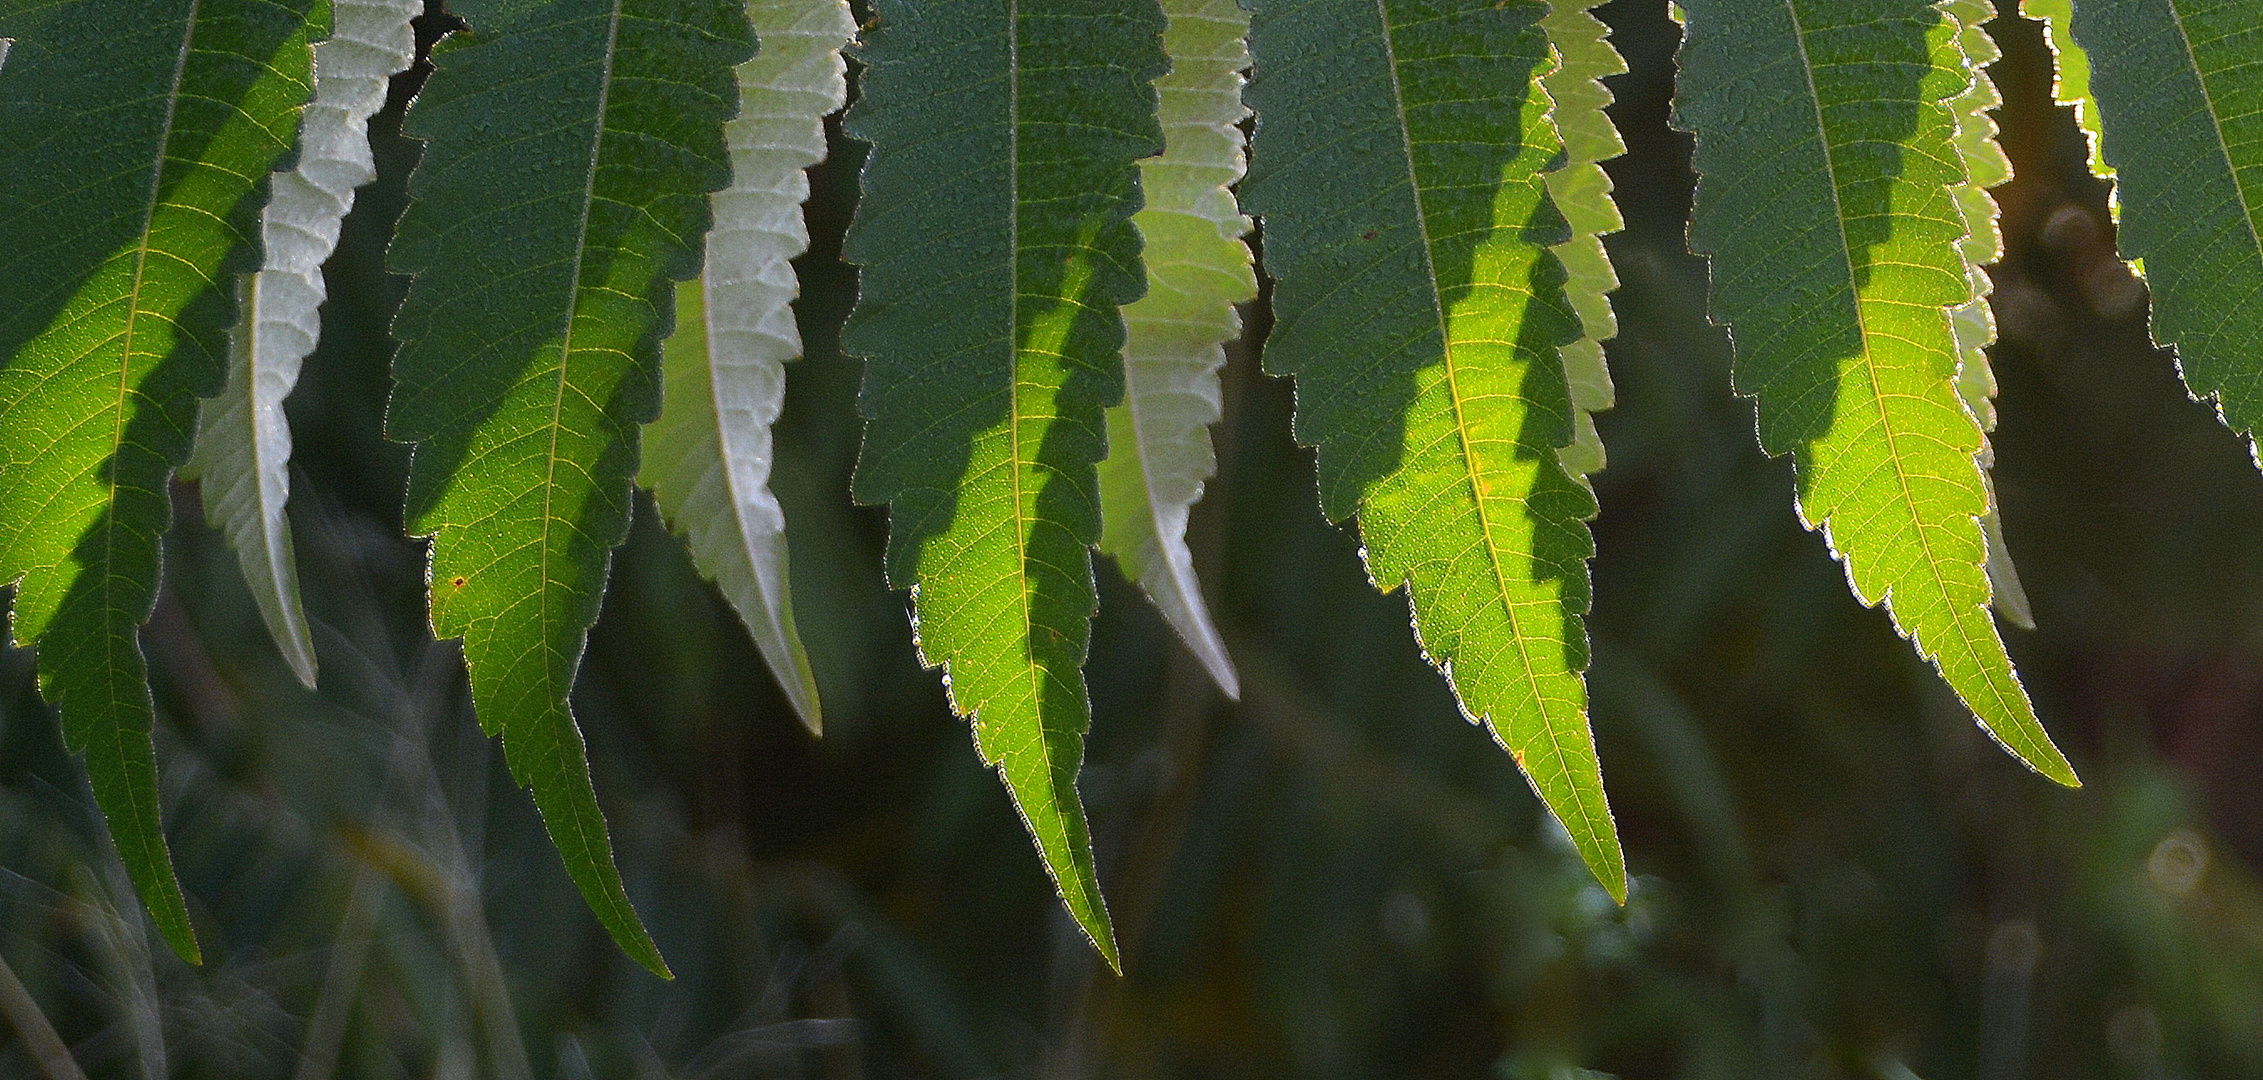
[842,0,1166,963]
[646,0,854,734]
[1673,0,2074,782]
[1243,0,1623,895]
[188,0,424,691]
[1099,0,1254,702]
[0,0,324,958]
[386,0,754,969]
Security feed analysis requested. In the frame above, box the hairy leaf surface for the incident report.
[186,0,422,688]
[1097,0,1252,700]
[1540,0,1626,483]
[1243,0,1625,896]
[2051,0,2263,457]
[0,0,324,963]
[644,0,853,732]
[386,0,755,978]
[843,0,1168,967]
[1673,0,2075,784]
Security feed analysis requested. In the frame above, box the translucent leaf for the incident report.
[1672,0,2076,785]
[0,0,325,964]
[1243,0,1626,898]
[843,0,1170,969]
[644,0,855,733]
[1097,0,1253,701]
[1943,0,2033,629]
[385,0,758,978]
[1540,0,1627,483]
[2047,0,2263,460]
[184,0,423,689]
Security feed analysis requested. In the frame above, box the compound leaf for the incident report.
[0,0,325,964]
[185,0,423,689]
[1673,0,2075,785]
[386,0,756,978]
[1097,0,1253,701]
[643,0,855,732]
[2049,0,2263,458]
[1243,0,1625,898]
[843,0,1169,969]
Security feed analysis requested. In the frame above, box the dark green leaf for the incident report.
[0,0,326,963]
[386,0,758,978]
[842,0,1171,968]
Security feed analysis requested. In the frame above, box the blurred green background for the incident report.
[4,2,2262,1077]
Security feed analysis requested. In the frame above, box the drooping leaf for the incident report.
[1672,0,2076,785]
[2044,0,2263,457]
[1941,0,2033,630]
[643,0,854,733]
[1539,0,1627,483]
[386,0,757,978]
[0,0,325,964]
[1242,0,1626,897]
[1096,0,1253,701]
[184,0,423,689]
[843,0,1169,968]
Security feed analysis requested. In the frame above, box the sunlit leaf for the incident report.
[1242,0,1625,898]
[843,0,1170,968]
[1672,0,2075,784]
[0,0,325,963]
[386,0,757,978]
[1097,0,1253,701]
[184,0,423,688]
[644,0,856,732]
[1540,0,1626,483]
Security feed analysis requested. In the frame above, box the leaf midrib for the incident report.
[1373,0,1596,831]
[1783,0,2007,716]
[102,0,203,837]
[2162,0,2263,317]
[536,0,622,859]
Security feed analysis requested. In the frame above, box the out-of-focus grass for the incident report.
[2,3,2261,1077]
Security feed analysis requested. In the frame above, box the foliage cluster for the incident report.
[0,0,2259,992]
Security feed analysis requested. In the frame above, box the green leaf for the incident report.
[842,0,1169,969]
[184,0,423,689]
[2026,0,2111,185]
[2049,0,2263,454]
[1096,0,1253,701]
[386,0,757,978]
[1539,0,1627,484]
[1242,0,1626,898]
[643,0,854,733]
[0,0,325,965]
[1672,0,2076,785]
[1941,0,2034,630]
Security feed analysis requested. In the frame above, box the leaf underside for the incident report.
[843,0,1169,969]
[1673,0,2075,785]
[0,0,324,964]
[186,0,424,689]
[644,0,855,733]
[1943,0,2033,629]
[1242,0,1626,898]
[2056,0,2263,456]
[1097,0,1254,701]
[1540,0,1627,484]
[387,0,756,978]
